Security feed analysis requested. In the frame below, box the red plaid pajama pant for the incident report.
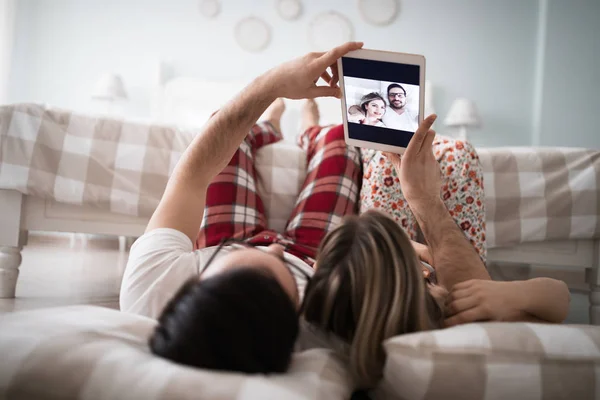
[195,122,362,265]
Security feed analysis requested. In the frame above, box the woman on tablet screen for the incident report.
[358,92,386,127]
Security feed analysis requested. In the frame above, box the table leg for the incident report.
[0,246,22,298]
[588,239,600,325]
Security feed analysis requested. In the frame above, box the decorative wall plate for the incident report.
[358,0,399,26]
[277,0,302,21]
[308,11,353,52]
[235,17,271,53]
[199,0,220,19]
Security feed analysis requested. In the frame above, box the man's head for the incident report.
[149,242,300,374]
[303,210,443,388]
[387,84,407,110]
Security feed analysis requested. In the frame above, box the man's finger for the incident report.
[404,114,437,156]
[444,288,471,306]
[320,71,332,84]
[423,129,436,152]
[410,114,437,153]
[315,41,364,70]
[451,279,476,292]
[309,85,341,99]
[383,152,402,163]
[330,63,340,87]
[446,296,478,317]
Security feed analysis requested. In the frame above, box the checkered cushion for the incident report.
[0,306,353,400]
[375,322,600,400]
[361,144,600,249]
[2,306,600,399]
[0,104,191,217]
[478,147,600,247]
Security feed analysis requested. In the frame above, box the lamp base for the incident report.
[456,126,468,142]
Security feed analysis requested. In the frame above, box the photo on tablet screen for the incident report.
[344,77,419,131]
[341,57,421,149]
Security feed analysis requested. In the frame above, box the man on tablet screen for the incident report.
[382,83,418,131]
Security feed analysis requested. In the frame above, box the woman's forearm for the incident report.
[516,278,571,323]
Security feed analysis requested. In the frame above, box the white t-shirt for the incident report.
[382,108,418,131]
[120,228,314,320]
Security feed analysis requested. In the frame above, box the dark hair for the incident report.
[387,83,406,96]
[149,268,299,374]
[359,92,386,113]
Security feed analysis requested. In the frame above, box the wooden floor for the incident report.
[0,233,125,314]
[0,233,591,324]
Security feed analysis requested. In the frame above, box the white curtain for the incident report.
[0,0,16,104]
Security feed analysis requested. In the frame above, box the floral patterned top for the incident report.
[359,136,487,262]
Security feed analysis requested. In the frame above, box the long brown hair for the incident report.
[302,210,443,388]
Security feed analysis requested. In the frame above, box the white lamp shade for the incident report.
[91,73,128,100]
[444,98,481,128]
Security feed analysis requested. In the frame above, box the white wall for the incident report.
[7,0,542,146]
[0,0,15,104]
[537,0,600,149]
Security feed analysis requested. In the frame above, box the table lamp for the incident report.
[91,73,128,114]
[444,98,481,141]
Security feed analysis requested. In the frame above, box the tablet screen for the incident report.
[341,57,421,148]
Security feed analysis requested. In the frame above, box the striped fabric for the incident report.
[375,323,600,400]
[0,306,353,400]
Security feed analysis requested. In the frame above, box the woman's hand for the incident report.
[444,279,526,327]
[264,42,363,100]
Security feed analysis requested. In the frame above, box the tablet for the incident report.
[337,49,426,154]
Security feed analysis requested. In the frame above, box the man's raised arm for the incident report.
[385,116,491,290]
[146,42,364,242]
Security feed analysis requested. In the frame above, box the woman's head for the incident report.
[303,210,443,388]
[359,93,386,122]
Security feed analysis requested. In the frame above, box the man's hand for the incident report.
[444,279,525,327]
[265,42,363,100]
[384,115,440,209]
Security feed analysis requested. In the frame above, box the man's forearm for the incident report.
[145,42,362,241]
[174,74,277,186]
[410,199,491,289]
[146,73,277,240]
